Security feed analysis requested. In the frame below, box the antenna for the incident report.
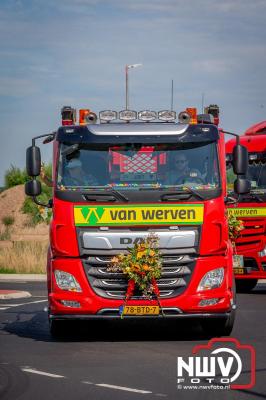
[171,79,174,111]
[201,92,205,114]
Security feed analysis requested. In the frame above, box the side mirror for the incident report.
[25,180,42,197]
[26,146,41,176]
[232,144,248,175]
[234,178,251,195]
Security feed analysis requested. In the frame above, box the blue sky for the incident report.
[0,0,265,184]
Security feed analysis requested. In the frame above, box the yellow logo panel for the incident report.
[74,204,204,226]
[227,207,266,217]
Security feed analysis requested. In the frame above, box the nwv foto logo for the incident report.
[177,338,256,390]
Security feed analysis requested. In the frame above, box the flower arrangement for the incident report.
[107,233,163,314]
[227,213,244,246]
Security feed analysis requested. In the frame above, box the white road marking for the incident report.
[82,381,94,385]
[0,300,47,309]
[95,383,152,394]
[21,368,65,378]
[0,307,8,310]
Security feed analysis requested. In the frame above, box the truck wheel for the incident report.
[236,279,258,293]
[49,319,65,339]
[200,311,235,338]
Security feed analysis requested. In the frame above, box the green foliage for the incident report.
[0,267,16,274]
[2,216,15,227]
[0,215,15,240]
[5,165,29,188]
[227,213,244,243]
[42,163,52,180]
[22,163,53,225]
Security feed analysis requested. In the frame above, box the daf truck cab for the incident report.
[25,108,249,337]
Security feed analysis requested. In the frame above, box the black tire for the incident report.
[49,319,66,339]
[201,278,236,338]
[236,279,258,293]
[200,310,235,338]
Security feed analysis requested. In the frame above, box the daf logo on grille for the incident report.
[120,237,144,245]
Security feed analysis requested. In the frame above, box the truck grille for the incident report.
[83,254,196,299]
[236,218,266,251]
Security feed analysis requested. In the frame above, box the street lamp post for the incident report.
[125,64,142,110]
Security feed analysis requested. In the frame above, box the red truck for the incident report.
[226,121,266,292]
[25,107,249,337]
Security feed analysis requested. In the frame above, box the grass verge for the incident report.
[0,241,48,274]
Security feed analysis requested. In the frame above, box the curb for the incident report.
[0,290,31,300]
[0,274,47,282]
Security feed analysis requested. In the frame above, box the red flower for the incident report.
[152,278,160,297]
[126,279,135,299]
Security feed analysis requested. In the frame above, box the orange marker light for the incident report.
[79,109,91,125]
[186,107,197,124]
[79,109,97,125]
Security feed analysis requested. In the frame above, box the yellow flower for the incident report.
[111,256,119,264]
[137,250,146,259]
[143,264,151,272]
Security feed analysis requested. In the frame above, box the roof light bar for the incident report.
[186,107,197,124]
[61,106,76,126]
[178,111,191,124]
[138,110,157,121]
[79,109,97,125]
[158,110,176,121]
[197,113,214,124]
[99,110,117,122]
[119,110,137,121]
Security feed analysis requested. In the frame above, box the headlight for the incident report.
[259,246,266,258]
[54,270,82,292]
[197,268,224,291]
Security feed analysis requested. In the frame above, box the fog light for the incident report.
[259,246,266,258]
[54,270,82,292]
[199,298,219,307]
[61,300,81,308]
[197,268,224,291]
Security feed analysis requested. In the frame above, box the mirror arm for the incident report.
[224,195,238,205]
[222,130,240,144]
[32,196,53,208]
[32,132,56,147]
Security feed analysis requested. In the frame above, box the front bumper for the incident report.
[49,310,232,321]
[234,252,266,280]
[48,254,234,316]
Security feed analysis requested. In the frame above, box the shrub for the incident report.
[2,216,15,227]
[5,165,28,188]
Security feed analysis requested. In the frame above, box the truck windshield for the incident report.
[57,142,220,191]
[227,156,266,192]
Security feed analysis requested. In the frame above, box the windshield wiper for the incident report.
[108,189,129,202]
[161,186,205,201]
[178,185,204,200]
[161,191,192,201]
[62,144,80,156]
[83,190,128,203]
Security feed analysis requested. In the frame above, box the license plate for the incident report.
[122,306,159,315]
[233,255,244,269]
[234,267,244,274]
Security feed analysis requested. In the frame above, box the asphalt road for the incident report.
[0,281,265,400]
